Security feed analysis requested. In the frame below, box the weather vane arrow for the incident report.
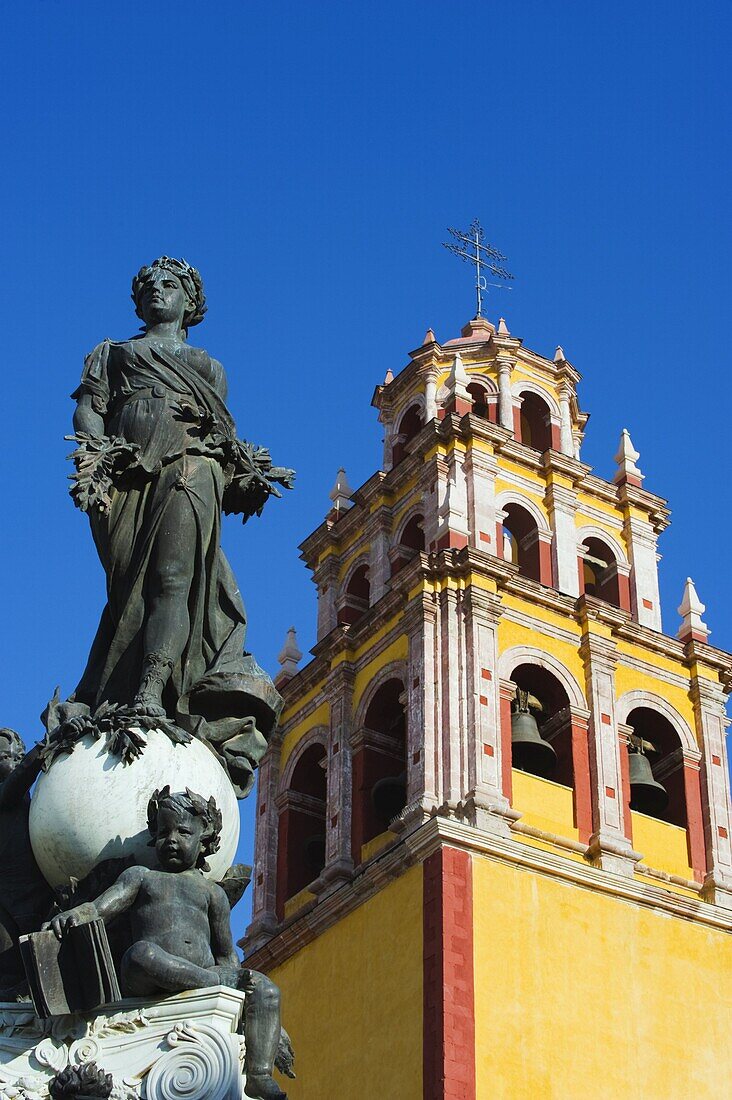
[443,219,514,318]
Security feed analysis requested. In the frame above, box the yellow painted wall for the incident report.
[473,854,732,1100]
[512,770,578,841]
[268,865,423,1099]
[631,811,693,881]
[279,701,330,771]
[353,635,408,710]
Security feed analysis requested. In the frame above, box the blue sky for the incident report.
[2,2,731,934]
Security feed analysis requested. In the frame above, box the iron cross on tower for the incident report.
[443,219,514,318]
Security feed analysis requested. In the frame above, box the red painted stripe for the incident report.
[423,847,476,1100]
[683,762,707,883]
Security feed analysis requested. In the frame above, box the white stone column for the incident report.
[424,367,439,421]
[692,676,732,908]
[581,632,640,876]
[624,516,663,631]
[546,483,580,597]
[496,352,514,430]
[557,382,574,456]
[462,588,514,834]
[464,447,498,553]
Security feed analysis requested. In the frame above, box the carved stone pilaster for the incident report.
[315,665,356,893]
[464,448,498,554]
[545,483,580,597]
[460,587,514,836]
[246,740,281,949]
[691,676,732,908]
[580,631,641,876]
[368,509,392,603]
[434,448,469,551]
[623,515,663,631]
[436,585,467,812]
[313,556,339,641]
[399,592,440,827]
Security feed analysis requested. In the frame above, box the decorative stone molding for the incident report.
[497,645,587,709]
[615,689,700,758]
[277,725,329,793]
[0,989,246,1100]
[245,814,732,976]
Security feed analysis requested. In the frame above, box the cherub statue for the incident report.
[0,728,54,998]
[47,786,291,1100]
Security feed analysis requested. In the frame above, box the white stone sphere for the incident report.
[29,729,240,888]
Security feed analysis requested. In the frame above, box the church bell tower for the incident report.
[243,312,732,1099]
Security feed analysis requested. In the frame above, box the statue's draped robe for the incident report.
[72,337,280,797]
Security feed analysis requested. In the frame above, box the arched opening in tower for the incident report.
[351,678,407,864]
[276,743,327,918]
[580,537,622,608]
[518,391,553,452]
[337,563,371,626]
[625,707,688,828]
[501,503,543,584]
[390,514,425,576]
[391,404,424,466]
[467,381,497,422]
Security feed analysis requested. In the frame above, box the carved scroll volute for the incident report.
[144,1021,240,1100]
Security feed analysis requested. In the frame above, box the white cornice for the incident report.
[243,814,731,967]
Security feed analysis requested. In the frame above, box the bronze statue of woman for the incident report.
[66,257,293,796]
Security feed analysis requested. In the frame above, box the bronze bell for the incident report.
[628,749,668,816]
[371,771,408,825]
[511,689,556,775]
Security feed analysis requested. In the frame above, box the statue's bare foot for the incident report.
[132,696,167,719]
[245,1073,287,1100]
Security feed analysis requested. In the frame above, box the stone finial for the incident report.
[329,467,353,514]
[442,352,472,418]
[276,626,303,684]
[554,345,566,363]
[449,352,470,395]
[677,578,710,643]
[383,368,394,385]
[497,317,510,335]
[613,428,644,486]
[424,327,436,344]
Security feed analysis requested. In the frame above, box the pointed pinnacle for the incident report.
[613,428,643,484]
[497,317,510,335]
[554,345,566,363]
[677,577,710,641]
[329,467,354,513]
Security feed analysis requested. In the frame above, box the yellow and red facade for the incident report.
[243,315,732,1098]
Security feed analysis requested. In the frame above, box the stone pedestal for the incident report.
[0,986,247,1099]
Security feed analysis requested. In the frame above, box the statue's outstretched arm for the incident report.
[47,865,145,938]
